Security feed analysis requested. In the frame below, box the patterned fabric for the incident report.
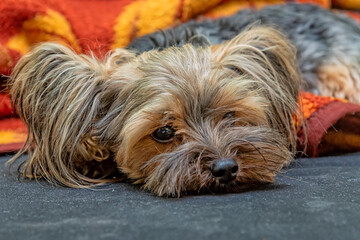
[1,0,360,157]
[0,118,27,153]
[297,93,360,157]
[300,92,347,119]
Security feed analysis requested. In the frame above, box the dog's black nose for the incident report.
[210,158,238,183]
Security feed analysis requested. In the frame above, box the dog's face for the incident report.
[100,27,301,196]
[10,27,301,197]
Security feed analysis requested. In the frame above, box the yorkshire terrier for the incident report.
[7,4,360,197]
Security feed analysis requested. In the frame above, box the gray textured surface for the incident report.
[1,153,360,240]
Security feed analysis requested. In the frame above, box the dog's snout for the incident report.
[210,158,238,183]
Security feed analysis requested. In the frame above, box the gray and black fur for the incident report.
[128,3,360,99]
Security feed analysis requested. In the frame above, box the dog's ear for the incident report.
[212,26,300,99]
[8,43,132,187]
[212,26,301,151]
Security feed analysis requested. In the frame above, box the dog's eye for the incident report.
[223,111,235,119]
[223,112,236,127]
[152,126,175,143]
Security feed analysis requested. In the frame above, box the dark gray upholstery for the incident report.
[1,154,360,240]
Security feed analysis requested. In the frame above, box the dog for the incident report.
[7,3,360,197]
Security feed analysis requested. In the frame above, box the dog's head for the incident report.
[9,26,301,197]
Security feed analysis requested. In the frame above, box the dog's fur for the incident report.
[7,3,360,197]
